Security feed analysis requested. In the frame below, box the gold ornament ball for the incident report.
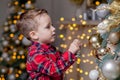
[89,34,102,43]
[108,31,120,45]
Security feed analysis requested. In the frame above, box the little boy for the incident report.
[16,9,81,80]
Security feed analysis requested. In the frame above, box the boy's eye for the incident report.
[46,25,50,29]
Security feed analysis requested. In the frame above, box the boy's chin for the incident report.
[50,39,55,43]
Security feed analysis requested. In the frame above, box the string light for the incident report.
[72,18,76,21]
[60,17,64,21]
[95,1,100,6]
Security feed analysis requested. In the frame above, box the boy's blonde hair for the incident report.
[16,9,48,40]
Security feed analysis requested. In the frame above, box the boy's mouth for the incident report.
[52,33,56,37]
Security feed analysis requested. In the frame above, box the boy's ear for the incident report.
[29,31,38,40]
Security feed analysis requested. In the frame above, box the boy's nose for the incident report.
[52,26,55,31]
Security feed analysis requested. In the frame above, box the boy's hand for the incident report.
[68,39,82,54]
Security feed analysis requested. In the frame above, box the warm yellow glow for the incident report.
[0,57,3,62]
[70,78,74,80]
[90,61,94,64]
[72,31,75,35]
[83,44,87,47]
[88,29,92,33]
[14,1,18,5]
[8,20,12,24]
[10,33,14,38]
[13,52,17,56]
[69,69,73,72]
[60,17,64,21]
[82,54,85,58]
[69,27,74,30]
[18,34,24,40]
[21,55,25,59]
[59,24,64,30]
[86,36,90,39]
[60,44,64,48]
[15,74,19,77]
[17,15,20,19]
[85,72,88,75]
[83,60,87,63]
[12,55,16,59]
[20,63,26,69]
[68,36,72,40]
[86,59,89,62]
[77,35,80,39]
[1,78,5,80]
[27,1,31,4]
[17,56,21,59]
[21,4,25,7]
[21,9,25,13]
[65,70,69,74]
[79,15,82,18]
[80,77,84,80]
[82,33,86,37]
[13,20,17,24]
[18,70,22,74]
[63,44,67,48]
[77,68,80,71]
[77,58,81,62]
[77,61,80,64]
[10,46,14,49]
[75,28,78,31]
[96,1,100,6]
[72,18,76,21]
[63,38,66,41]
[59,34,64,38]
[80,36,84,39]
[80,70,83,73]
[70,66,73,68]
[72,23,77,27]
[82,21,86,25]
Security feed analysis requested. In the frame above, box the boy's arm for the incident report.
[30,51,77,77]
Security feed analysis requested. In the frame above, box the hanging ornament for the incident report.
[89,69,99,80]
[96,3,110,18]
[4,26,9,32]
[89,34,102,43]
[102,60,120,80]
[22,37,31,46]
[25,2,32,9]
[1,52,8,59]
[7,73,16,80]
[19,50,24,55]
[108,31,120,45]
[10,24,17,32]
[2,40,9,47]
[0,66,8,74]
[93,47,107,60]
[89,34,102,48]
[106,41,117,54]
[15,39,20,45]
[97,19,117,34]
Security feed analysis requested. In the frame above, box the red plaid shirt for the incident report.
[26,41,77,80]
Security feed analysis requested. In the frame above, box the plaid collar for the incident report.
[32,41,51,50]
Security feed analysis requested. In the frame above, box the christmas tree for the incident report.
[89,0,120,80]
[0,0,35,80]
